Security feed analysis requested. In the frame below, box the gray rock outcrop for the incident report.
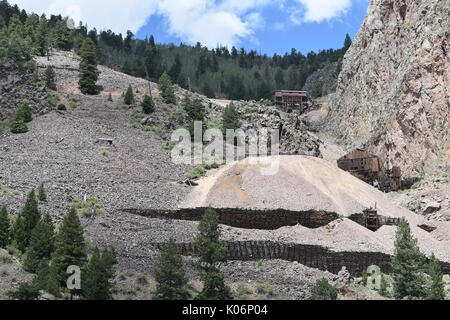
[328,0,450,178]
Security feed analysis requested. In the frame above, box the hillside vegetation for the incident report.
[0,0,351,101]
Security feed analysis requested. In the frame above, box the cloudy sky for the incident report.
[9,0,370,55]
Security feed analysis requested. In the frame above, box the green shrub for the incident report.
[6,245,22,259]
[361,272,368,286]
[7,282,40,300]
[0,250,13,263]
[48,93,60,107]
[15,104,33,123]
[203,162,222,170]
[57,104,66,111]
[379,274,388,296]
[72,197,104,217]
[187,166,206,179]
[0,181,22,196]
[10,119,28,134]
[237,283,252,300]
[309,278,338,300]
[255,281,275,298]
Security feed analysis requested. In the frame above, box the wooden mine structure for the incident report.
[275,90,308,113]
[363,208,379,231]
[337,149,401,192]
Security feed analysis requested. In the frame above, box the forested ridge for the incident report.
[0,0,351,101]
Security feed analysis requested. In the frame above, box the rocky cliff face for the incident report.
[303,60,341,97]
[328,0,450,178]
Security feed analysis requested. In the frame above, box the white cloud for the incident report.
[10,0,158,34]
[9,0,361,48]
[156,0,253,48]
[293,0,353,23]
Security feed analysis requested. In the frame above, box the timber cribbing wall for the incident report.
[153,241,450,276]
[154,241,392,276]
[124,207,340,230]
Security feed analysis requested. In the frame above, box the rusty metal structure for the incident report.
[337,149,401,192]
[275,90,308,113]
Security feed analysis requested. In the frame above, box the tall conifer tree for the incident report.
[81,247,117,300]
[194,208,230,300]
[21,189,41,247]
[159,72,176,104]
[427,254,446,300]
[78,37,99,95]
[0,205,11,248]
[52,207,87,284]
[154,240,191,300]
[391,218,428,299]
[23,214,55,273]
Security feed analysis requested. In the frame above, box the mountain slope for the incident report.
[328,0,450,178]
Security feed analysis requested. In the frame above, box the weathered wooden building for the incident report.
[337,149,401,192]
[275,90,308,113]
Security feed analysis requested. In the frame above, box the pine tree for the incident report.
[275,69,284,89]
[311,81,323,99]
[21,189,41,248]
[53,19,72,50]
[78,37,99,95]
[154,240,191,300]
[427,254,446,300]
[222,103,240,134]
[142,94,155,114]
[194,208,230,300]
[15,104,33,123]
[391,218,428,300]
[52,207,87,284]
[7,282,40,300]
[37,183,47,202]
[183,96,206,136]
[343,33,352,52]
[12,215,27,253]
[0,205,11,248]
[81,247,117,300]
[23,214,55,273]
[169,54,182,81]
[124,85,134,105]
[32,261,61,297]
[202,82,215,98]
[35,14,48,56]
[309,278,338,300]
[159,72,176,104]
[44,66,56,90]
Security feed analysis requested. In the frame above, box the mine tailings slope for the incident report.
[124,155,450,275]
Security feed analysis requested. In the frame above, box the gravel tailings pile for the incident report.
[181,156,450,262]
[183,156,422,219]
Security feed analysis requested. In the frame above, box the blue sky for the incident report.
[11,0,369,55]
[136,0,369,55]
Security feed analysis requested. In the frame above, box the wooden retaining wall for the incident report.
[153,241,450,276]
[124,207,340,230]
